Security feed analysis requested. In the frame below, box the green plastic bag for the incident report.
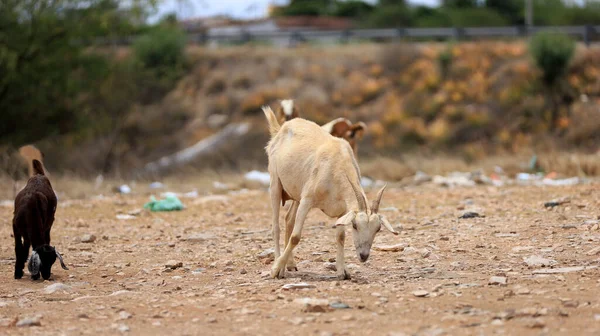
[144,195,184,212]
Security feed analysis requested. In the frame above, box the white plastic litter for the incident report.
[244,170,270,186]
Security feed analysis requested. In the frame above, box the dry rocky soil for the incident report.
[1,181,600,335]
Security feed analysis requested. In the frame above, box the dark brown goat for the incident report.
[13,159,67,280]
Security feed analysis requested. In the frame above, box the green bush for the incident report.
[529,31,575,86]
[132,26,187,77]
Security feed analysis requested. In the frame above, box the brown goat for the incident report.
[0,145,47,198]
[13,159,67,280]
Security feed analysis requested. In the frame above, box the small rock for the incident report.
[294,298,331,313]
[341,315,355,321]
[324,262,337,271]
[516,288,531,295]
[240,269,247,275]
[489,276,507,286]
[523,255,556,267]
[412,290,429,297]
[16,316,41,327]
[257,248,275,260]
[183,233,216,242]
[117,324,130,332]
[526,318,546,329]
[118,311,132,320]
[330,302,351,309]
[44,283,70,294]
[165,260,183,270]
[374,243,406,252]
[207,317,217,323]
[288,317,305,325]
[80,234,97,243]
[459,212,482,219]
[586,247,600,256]
[282,283,316,290]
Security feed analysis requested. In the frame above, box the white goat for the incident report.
[263,105,397,280]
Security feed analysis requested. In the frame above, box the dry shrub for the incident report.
[538,152,600,176]
[564,103,600,148]
[360,156,415,181]
[380,43,420,74]
[205,75,227,95]
[240,88,289,115]
[232,73,252,89]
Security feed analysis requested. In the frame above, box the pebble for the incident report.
[240,269,247,274]
[526,319,546,329]
[118,311,132,320]
[16,316,41,327]
[586,247,600,256]
[257,248,275,260]
[489,276,507,286]
[117,324,130,332]
[282,283,316,290]
[81,234,97,243]
[324,262,337,271]
[373,243,406,252]
[295,298,331,313]
[330,302,351,309]
[523,255,556,267]
[412,290,430,298]
[459,212,482,219]
[183,233,216,242]
[165,260,183,270]
[207,317,217,323]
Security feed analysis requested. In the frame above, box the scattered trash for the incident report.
[144,195,184,212]
[360,176,374,188]
[114,185,131,194]
[244,170,270,186]
[183,190,199,198]
[149,182,165,189]
[542,177,580,186]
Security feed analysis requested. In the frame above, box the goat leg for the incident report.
[272,199,311,279]
[336,225,350,280]
[13,234,24,279]
[284,201,299,271]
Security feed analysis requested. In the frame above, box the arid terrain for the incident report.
[1,178,599,336]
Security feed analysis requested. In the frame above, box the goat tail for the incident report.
[32,159,45,176]
[262,105,281,137]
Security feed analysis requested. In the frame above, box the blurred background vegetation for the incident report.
[1,0,599,178]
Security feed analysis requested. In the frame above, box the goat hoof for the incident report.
[31,274,40,280]
[271,265,285,279]
[286,261,298,272]
[14,270,23,279]
[337,269,351,280]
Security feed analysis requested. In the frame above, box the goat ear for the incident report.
[349,122,367,139]
[28,251,41,276]
[333,211,356,228]
[379,215,399,235]
[332,121,352,138]
[54,247,69,270]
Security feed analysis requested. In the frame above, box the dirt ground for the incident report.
[1,179,600,336]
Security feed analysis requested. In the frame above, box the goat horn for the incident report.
[371,183,387,214]
[346,175,367,212]
[54,248,69,270]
